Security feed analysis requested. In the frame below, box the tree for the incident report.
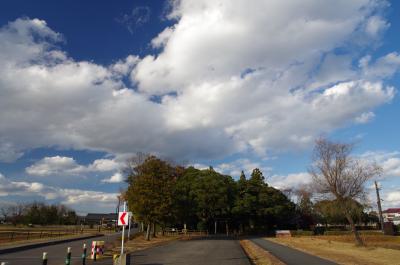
[309,138,381,245]
[233,168,295,232]
[173,167,200,229]
[295,188,316,229]
[191,168,236,232]
[125,155,177,240]
[232,171,249,232]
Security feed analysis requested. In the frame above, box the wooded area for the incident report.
[124,155,296,240]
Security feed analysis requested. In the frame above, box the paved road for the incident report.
[130,237,250,265]
[0,232,124,265]
[251,238,337,265]
[0,234,249,265]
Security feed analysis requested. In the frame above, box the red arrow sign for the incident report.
[119,212,127,226]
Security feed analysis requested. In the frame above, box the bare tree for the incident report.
[122,152,149,180]
[309,138,381,246]
[0,206,10,222]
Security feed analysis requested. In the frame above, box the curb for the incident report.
[0,234,104,255]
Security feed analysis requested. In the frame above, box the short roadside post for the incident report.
[93,241,97,261]
[82,243,87,265]
[65,247,71,265]
[42,252,48,265]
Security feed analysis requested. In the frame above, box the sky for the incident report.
[0,0,400,214]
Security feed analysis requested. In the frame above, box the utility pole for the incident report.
[375,181,384,232]
[116,195,121,231]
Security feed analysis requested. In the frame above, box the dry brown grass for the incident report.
[270,236,400,265]
[240,239,286,265]
[0,233,96,248]
[314,234,400,250]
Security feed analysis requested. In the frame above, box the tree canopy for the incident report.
[124,154,296,239]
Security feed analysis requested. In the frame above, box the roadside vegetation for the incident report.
[240,239,285,265]
[0,202,78,226]
[124,153,296,240]
[123,137,386,246]
[270,236,400,265]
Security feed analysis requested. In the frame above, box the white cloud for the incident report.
[365,15,390,38]
[269,172,312,190]
[0,173,118,212]
[26,156,119,176]
[0,0,398,164]
[360,151,400,178]
[383,189,400,208]
[192,158,272,179]
[355,111,375,124]
[217,159,272,178]
[101,172,124,183]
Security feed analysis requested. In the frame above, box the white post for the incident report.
[128,213,131,241]
[121,201,126,255]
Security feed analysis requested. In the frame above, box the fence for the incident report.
[0,229,82,243]
[162,229,208,237]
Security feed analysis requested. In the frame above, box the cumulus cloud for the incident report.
[0,173,118,212]
[216,159,272,178]
[383,189,400,208]
[0,0,399,165]
[361,151,400,178]
[101,172,124,183]
[269,172,312,190]
[26,156,119,176]
[355,111,375,124]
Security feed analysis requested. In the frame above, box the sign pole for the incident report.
[121,201,126,256]
[127,213,131,241]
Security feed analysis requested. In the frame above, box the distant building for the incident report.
[84,213,117,225]
[382,208,400,222]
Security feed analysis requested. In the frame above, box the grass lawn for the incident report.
[240,239,285,265]
[270,236,400,265]
[0,232,96,248]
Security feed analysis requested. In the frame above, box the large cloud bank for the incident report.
[0,0,399,163]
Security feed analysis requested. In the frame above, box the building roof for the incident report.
[382,208,400,214]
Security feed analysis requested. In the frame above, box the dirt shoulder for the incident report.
[270,237,400,265]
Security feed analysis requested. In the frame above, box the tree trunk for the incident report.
[152,222,156,238]
[145,223,151,241]
[345,214,363,246]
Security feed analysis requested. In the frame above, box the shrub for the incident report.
[291,230,314,236]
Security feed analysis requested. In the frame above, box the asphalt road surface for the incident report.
[130,236,251,265]
[1,234,250,265]
[251,238,338,265]
[0,232,124,265]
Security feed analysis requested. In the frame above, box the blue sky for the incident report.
[1,0,400,214]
